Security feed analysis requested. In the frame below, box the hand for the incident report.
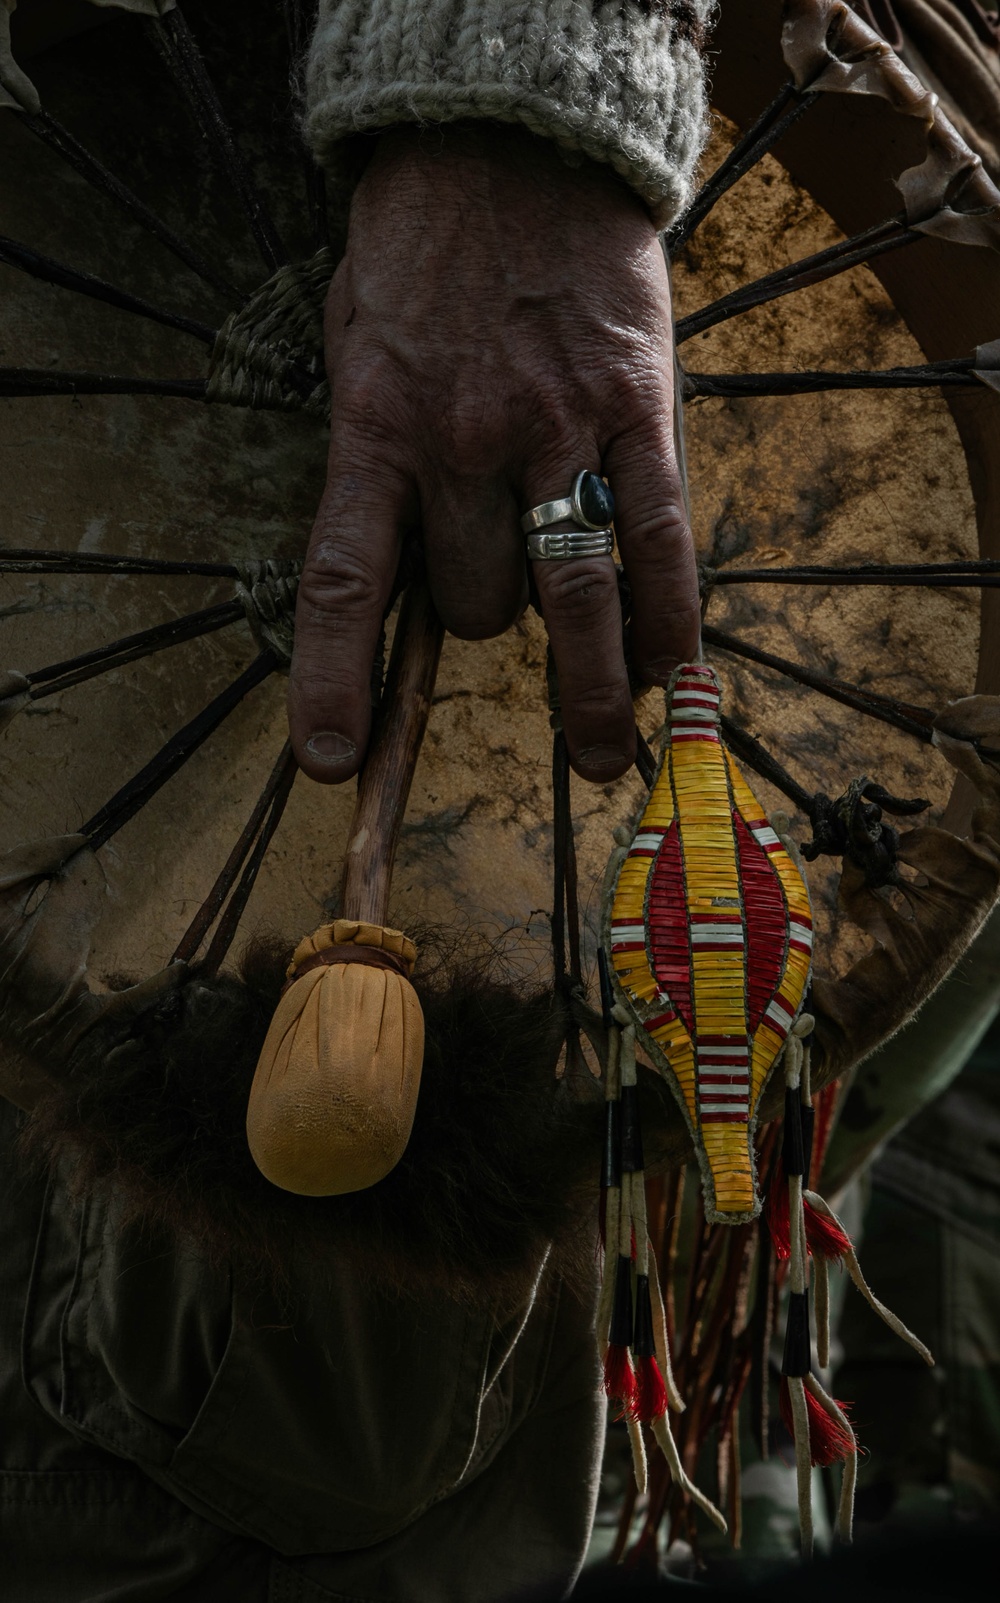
[288,122,700,783]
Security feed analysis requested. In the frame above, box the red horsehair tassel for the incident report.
[779,1375,855,1467]
[772,1025,933,1375]
[804,1188,935,1369]
[637,1196,727,1538]
[766,1171,852,1262]
[779,1016,858,1558]
[627,1139,670,1427]
[594,958,724,1527]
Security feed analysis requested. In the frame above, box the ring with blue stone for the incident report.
[520,470,615,535]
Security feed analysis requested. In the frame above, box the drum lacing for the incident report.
[206,248,333,417]
[234,558,302,662]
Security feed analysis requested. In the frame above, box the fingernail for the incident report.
[644,656,682,684]
[306,731,357,766]
[578,745,630,772]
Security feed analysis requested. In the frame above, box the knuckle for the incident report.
[542,562,619,628]
[604,348,669,417]
[433,391,507,475]
[569,678,631,724]
[299,536,384,618]
[521,391,587,467]
[625,497,692,558]
[668,596,703,639]
[335,351,410,441]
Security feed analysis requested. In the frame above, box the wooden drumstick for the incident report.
[340,579,444,925]
[247,580,444,1196]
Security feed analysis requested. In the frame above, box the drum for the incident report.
[4,0,1000,1571]
[1,0,998,1163]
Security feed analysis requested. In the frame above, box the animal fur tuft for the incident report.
[23,934,604,1303]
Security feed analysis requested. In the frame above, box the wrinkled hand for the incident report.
[288,123,699,784]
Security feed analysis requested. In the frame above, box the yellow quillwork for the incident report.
[606,666,813,1222]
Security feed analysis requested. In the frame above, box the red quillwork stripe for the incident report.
[647,822,694,1037]
[645,1012,677,1032]
[732,809,787,1034]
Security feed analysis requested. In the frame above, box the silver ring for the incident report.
[521,470,616,534]
[526,527,615,562]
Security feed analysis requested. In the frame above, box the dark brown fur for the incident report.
[23,936,605,1304]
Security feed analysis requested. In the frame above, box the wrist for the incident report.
[358,121,658,245]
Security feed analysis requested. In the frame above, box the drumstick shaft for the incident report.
[340,580,444,926]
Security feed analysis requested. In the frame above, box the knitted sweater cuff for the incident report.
[304,2,713,229]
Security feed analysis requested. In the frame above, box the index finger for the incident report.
[288,443,410,783]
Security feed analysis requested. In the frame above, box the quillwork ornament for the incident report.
[604,663,813,1223]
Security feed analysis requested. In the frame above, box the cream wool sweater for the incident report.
[304,1,714,228]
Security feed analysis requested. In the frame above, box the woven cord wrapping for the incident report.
[247,920,424,1196]
[206,248,333,418]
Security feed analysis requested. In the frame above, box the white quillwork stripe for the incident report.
[699,1101,748,1115]
[691,929,744,945]
[611,925,646,943]
[697,1043,749,1058]
[670,704,718,719]
[671,726,720,740]
[632,832,664,852]
[765,998,793,1034]
[700,1076,750,1087]
[750,825,781,849]
[789,921,813,947]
